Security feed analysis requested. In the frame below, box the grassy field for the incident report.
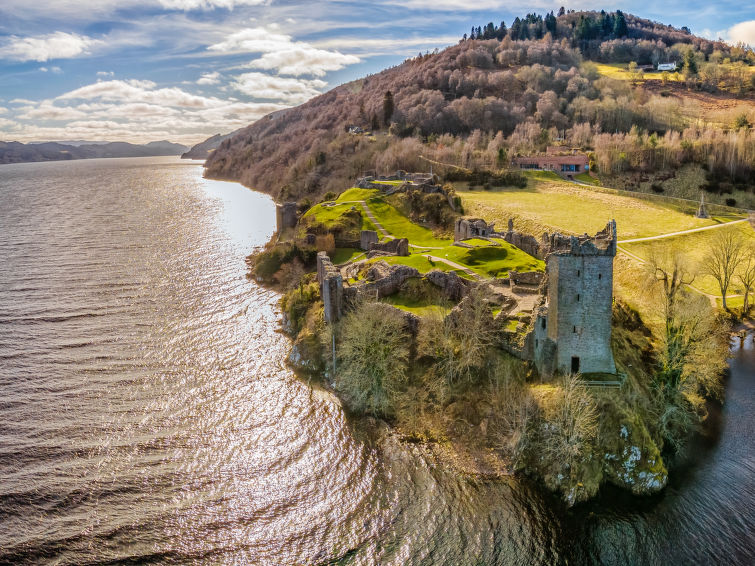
[303,201,379,233]
[620,221,755,296]
[368,198,452,247]
[595,62,678,82]
[336,187,380,202]
[460,174,720,240]
[440,242,544,278]
[330,248,365,264]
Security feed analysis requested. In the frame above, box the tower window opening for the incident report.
[577,294,580,302]
[571,356,580,373]
[598,273,602,280]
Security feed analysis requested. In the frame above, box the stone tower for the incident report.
[534,221,617,376]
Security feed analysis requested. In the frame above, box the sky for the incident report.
[0,1,753,146]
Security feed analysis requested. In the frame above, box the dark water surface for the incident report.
[0,157,753,565]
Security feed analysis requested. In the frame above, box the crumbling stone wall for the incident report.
[276,202,299,233]
[455,217,495,241]
[316,252,343,323]
[369,237,409,256]
[360,230,379,250]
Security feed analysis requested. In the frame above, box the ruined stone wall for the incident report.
[276,202,298,233]
[369,237,409,256]
[360,230,379,251]
[316,252,343,323]
[500,230,545,260]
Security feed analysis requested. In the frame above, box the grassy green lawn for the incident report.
[439,243,544,278]
[367,198,452,247]
[336,187,380,202]
[620,221,755,296]
[381,292,448,316]
[460,175,719,240]
[459,238,495,246]
[302,202,356,225]
[330,248,364,264]
[301,200,378,234]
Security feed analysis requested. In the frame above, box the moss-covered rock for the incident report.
[599,400,668,494]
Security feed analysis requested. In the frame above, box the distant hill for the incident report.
[0,140,189,164]
[181,130,242,160]
[204,10,754,204]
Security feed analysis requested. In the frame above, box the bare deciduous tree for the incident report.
[417,288,497,385]
[736,245,755,315]
[647,249,696,325]
[702,231,745,310]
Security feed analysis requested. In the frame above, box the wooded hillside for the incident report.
[204,10,755,205]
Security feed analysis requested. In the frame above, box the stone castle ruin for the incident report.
[314,205,618,378]
[528,221,618,376]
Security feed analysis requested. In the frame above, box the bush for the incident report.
[335,302,411,416]
[315,233,336,254]
[725,197,737,207]
[253,243,317,283]
[280,280,320,335]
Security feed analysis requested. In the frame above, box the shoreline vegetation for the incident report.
[242,173,741,507]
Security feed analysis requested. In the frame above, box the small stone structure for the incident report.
[316,252,343,323]
[529,221,618,376]
[276,202,299,233]
[455,217,495,241]
[695,192,709,219]
[360,230,379,250]
[369,237,409,256]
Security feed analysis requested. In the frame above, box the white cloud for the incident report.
[728,20,755,46]
[39,66,63,73]
[208,27,293,53]
[0,107,7,114]
[197,71,221,85]
[232,72,326,103]
[158,0,268,10]
[18,102,87,121]
[247,47,359,77]
[0,32,101,62]
[97,71,115,77]
[57,79,215,108]
[209,26,360,76]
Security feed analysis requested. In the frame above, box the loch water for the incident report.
[0,157,753,565]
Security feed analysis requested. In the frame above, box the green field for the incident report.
[335,187,380,202]
[330,248,365,264]
[460,175,720,240]
[367,198,452,247]
[302,201,378,233]
[620,221,755,296]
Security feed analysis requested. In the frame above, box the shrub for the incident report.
[280,280,320,335]
[335,302,410,416]
[315,233,336,254]
[725,197,737,207]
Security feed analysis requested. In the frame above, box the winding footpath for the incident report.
[618,219,748,244]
